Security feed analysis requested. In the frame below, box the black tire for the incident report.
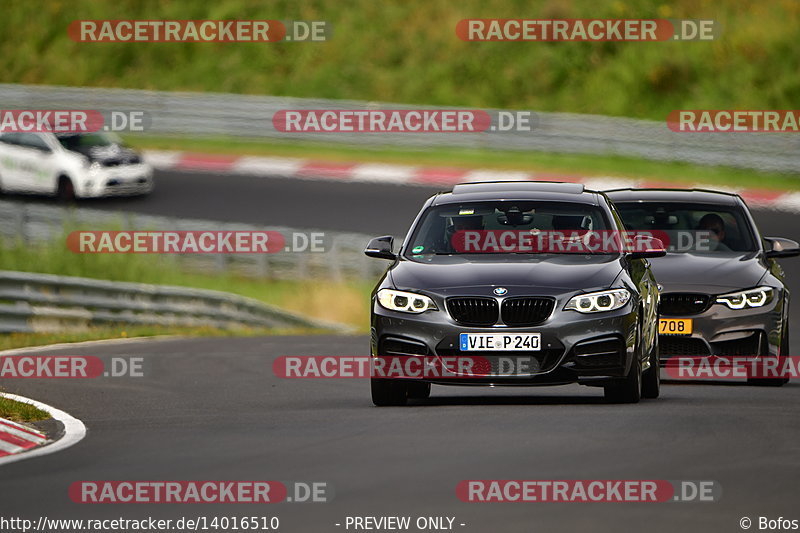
[407,381,431,400]
[747,330,788,387]
[56,176,76,202]
[642,335,660,399]
[781,327,791,385]
[371,378,408,406]
[747,366,788,387]
[605,351,642,404]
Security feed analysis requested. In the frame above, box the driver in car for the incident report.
[698,213,731,252]
[447,215,485,252]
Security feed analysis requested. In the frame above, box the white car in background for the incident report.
[0,131,153,200]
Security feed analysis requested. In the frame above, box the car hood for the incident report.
[648,252,766,293]
[69,143,142,165]
[389,255,623,295]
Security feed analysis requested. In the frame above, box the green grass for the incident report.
[0,395,50,423]
[129,134,800,191]
[2,0,799,120]
[3,1,798,191]
[0,234,374,329]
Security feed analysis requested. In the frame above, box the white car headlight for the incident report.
[377,289,437,314]
[565,289,631,314]
[716,286,773,310]
[84,159,101,173]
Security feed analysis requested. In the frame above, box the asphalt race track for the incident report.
[1,170,799,532]
[1,336,799,532]
[13,169,441,235]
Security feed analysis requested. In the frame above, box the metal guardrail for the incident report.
[1,83,798,173]
[0,200,391,281]
[0,270,346,333]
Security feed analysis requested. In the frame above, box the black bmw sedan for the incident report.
[364,182,664,406]
[607,188,800,386]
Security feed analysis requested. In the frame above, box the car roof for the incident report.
[431,181,602,206]
[605,188,741,206]
[54,132,91,137]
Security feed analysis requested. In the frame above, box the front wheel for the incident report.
[642,336,660,399]
[371,378,408,406]
[407,381,431,400]
[605,353,642,404]
[747,330,788,387]
[56,176,76,202]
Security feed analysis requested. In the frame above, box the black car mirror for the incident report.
[628,237,667,259]
[765,237,800,258]
[364,235,397,260]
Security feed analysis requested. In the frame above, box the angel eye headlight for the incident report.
[565,289,631,314]
[377,289,437,314]
[716,287,773,310]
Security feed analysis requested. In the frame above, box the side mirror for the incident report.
[628,237,667,260]
[364,235,397,260]
[765,237,800,259]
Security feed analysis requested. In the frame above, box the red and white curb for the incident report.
[0,417,47,457]
[144,150,800,213]
[0,393,86,466]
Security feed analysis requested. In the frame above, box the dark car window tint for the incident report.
[16,133,51,151]
[405,201,612,257]
[615,202,756,253]
[56,132,118,151]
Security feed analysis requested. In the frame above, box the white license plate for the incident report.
[459,333,541,351]
[113,166,145,179]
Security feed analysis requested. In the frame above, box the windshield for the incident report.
[615,202,757,253]
[56,132,123,151]
[404,201,615,258]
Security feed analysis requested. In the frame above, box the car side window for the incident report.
[15,133,52,152]
[605,200,628,231]
[0,133,22,145]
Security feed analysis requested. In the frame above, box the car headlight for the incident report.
[377,289,437,314]
[84,159,101,172]
[716,286,773,310]
[565,289,631,313]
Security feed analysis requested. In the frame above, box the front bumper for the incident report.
[658,293,784,365]
[371,301,639,386]
[79,164,154,197]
